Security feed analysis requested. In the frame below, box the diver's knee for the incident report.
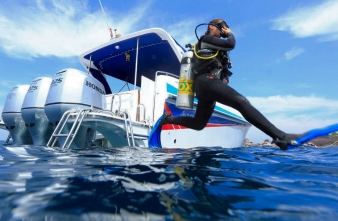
[194,125,205,131]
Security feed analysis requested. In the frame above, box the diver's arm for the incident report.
[200,33,235,51]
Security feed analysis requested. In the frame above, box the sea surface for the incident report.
[0,140,338,221]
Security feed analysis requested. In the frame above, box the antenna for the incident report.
[98,0,113,39]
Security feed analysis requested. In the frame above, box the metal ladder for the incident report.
[47,109,91,149]
[121,111,135,147]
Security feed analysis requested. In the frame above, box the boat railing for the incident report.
[152,71,179,121]
[109,92,136,116]
[110,93,122,114]
[154,71,179,80]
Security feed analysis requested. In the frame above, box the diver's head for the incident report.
[205,18,229,37]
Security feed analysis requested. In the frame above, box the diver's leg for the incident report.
[207,80,286,139]
[207,80,306,149]
[162,100,215,130]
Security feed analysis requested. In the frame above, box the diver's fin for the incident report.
[287,123,338,149]
[148,114,165,148]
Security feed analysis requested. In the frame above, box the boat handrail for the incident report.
[110,93,121,114]
[110,91,139,115]
[47,109,75,148]
[64,109,91,149]
[155,71,179,79]
[152,71,179,121]
[121,110,135,147]
[47,109,91,149]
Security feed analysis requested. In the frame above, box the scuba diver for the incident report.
[159,18,304,150]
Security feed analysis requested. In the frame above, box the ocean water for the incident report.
[0,141,338,221]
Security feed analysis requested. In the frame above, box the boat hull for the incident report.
[161,125,249,148]
[67,110,249,149]
[69,112,150,148]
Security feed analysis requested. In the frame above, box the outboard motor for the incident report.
[21,77,53,146]
[44,68,105,148]
[1,85,33,145]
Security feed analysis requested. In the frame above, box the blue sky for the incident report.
[1,0,338,143]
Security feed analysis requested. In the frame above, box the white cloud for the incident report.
[246,116,338,143]
[284,47,304,60]
[0,0,197,59]
[247,95,338,115]
[166,19,200,47]
[0,0,152,59]
[271,0,338,41]
[245,95,338,143]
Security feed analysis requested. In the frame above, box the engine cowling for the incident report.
[1,85,32,145]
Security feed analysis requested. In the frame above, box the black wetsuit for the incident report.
[165,33,285,140]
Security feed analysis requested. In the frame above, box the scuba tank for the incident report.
[175,44,221,109]
[176,50,195,109]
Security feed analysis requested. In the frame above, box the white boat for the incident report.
[0,28,251,149]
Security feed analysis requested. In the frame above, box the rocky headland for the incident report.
[243,135,338,148]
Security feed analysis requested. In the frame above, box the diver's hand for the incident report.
[222,27,232,36]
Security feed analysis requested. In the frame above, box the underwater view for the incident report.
[1,141,338,220]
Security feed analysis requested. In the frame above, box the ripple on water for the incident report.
[0,143,338,220]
